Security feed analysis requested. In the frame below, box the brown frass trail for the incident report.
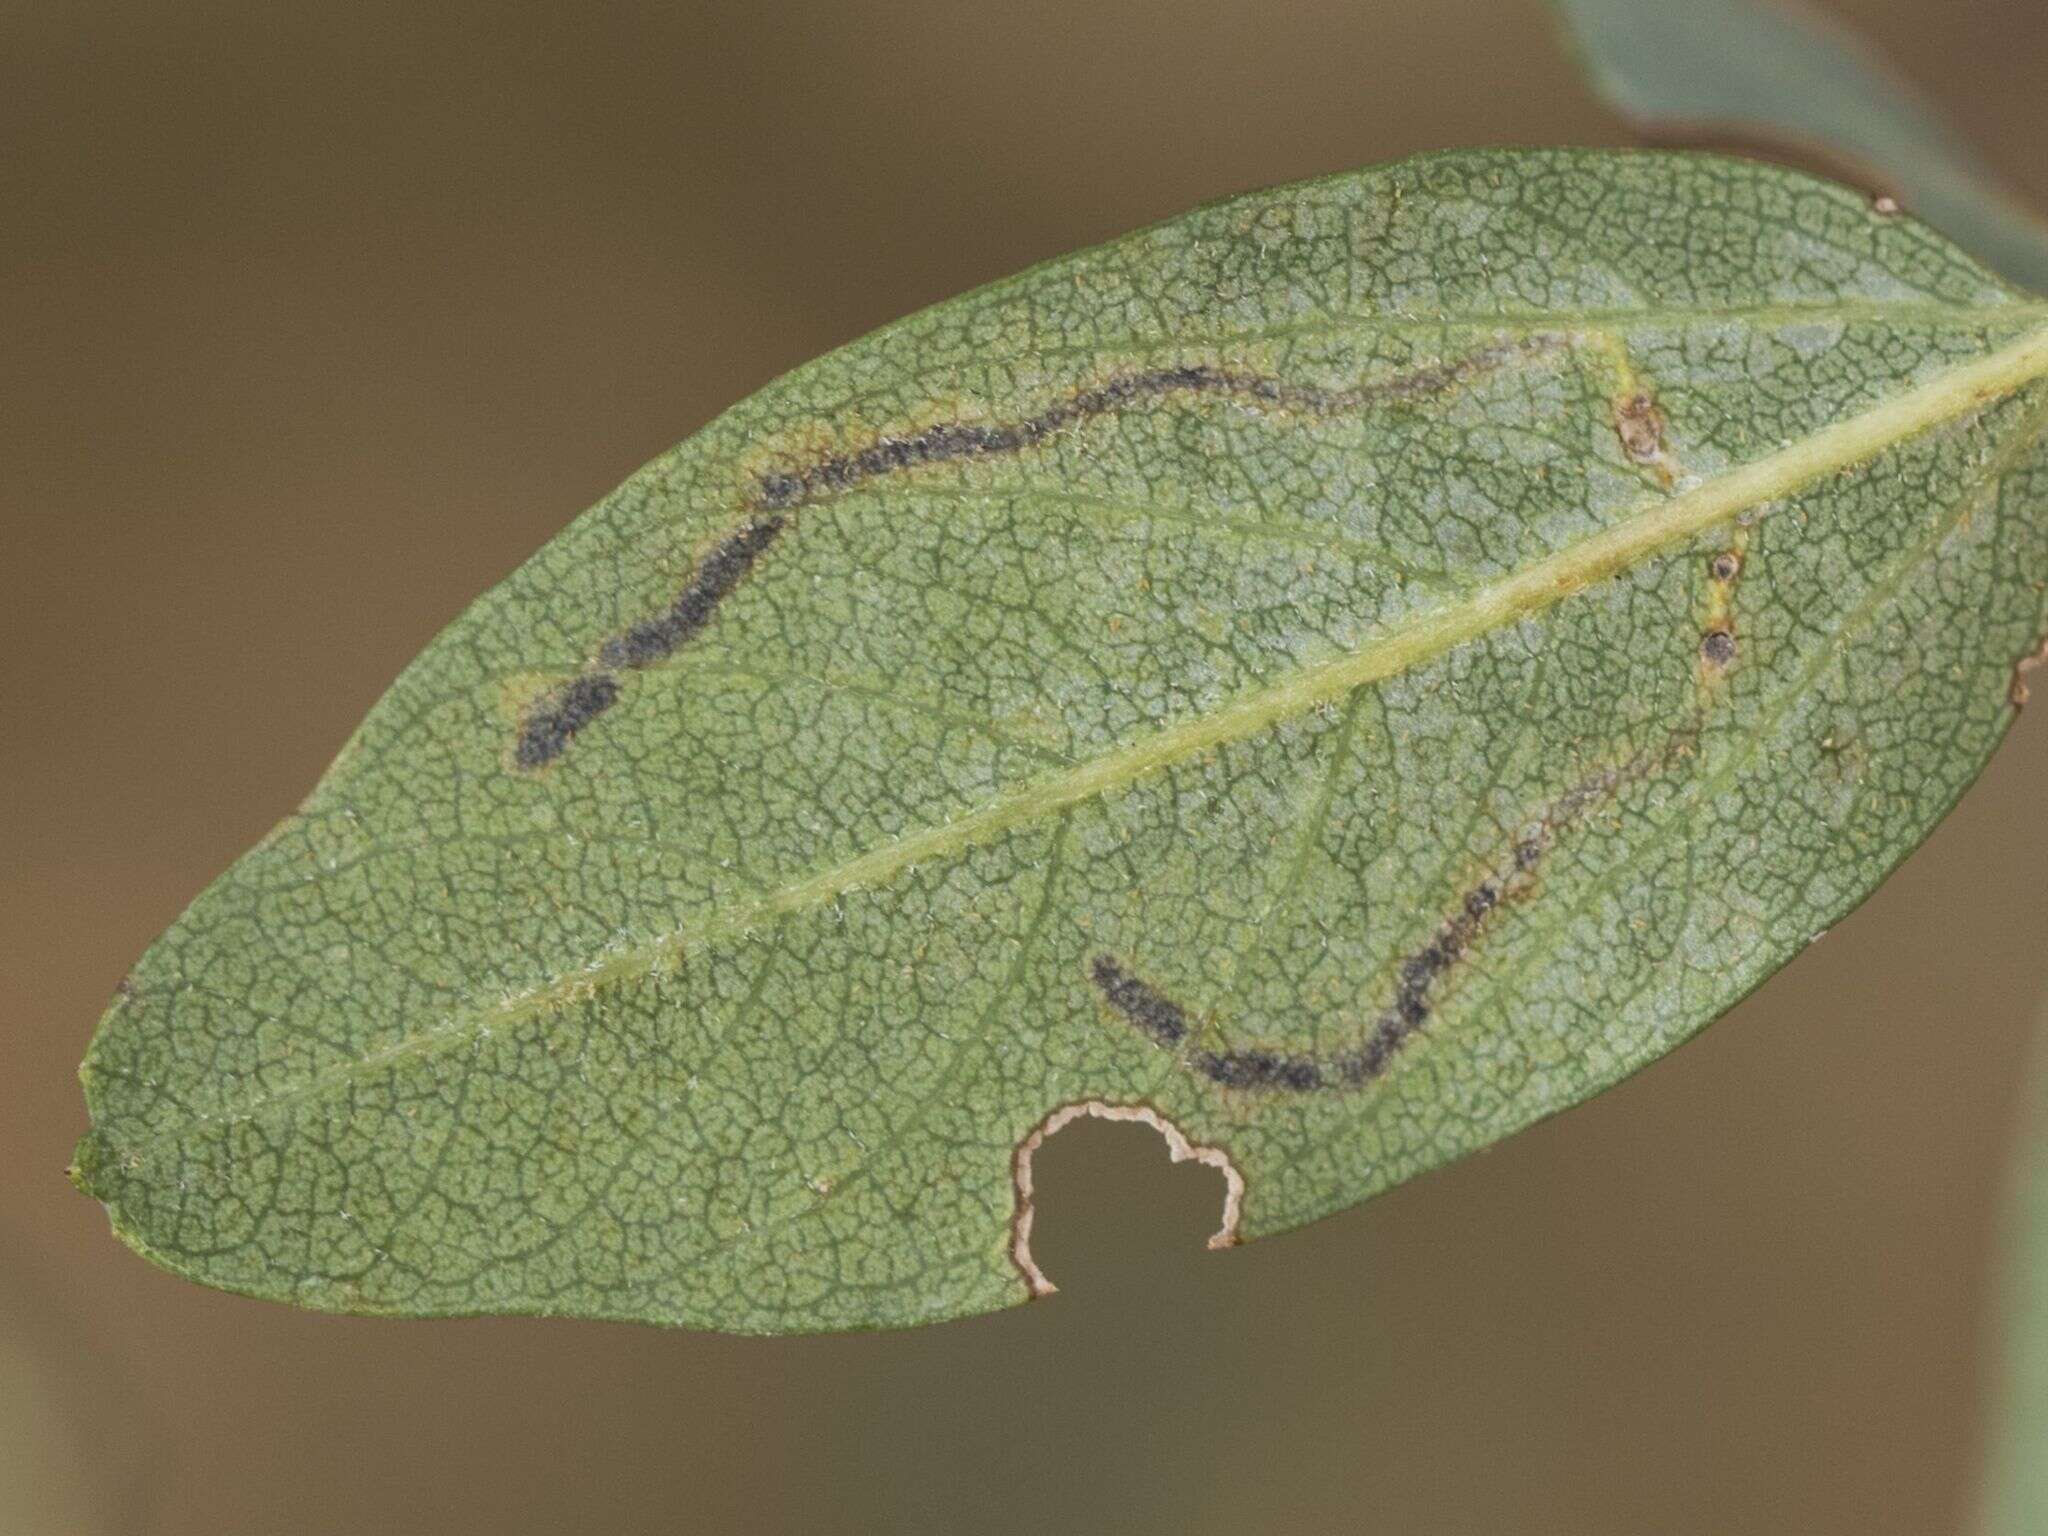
[599,516,788,669]
[1088,954,1193,1049]
[513,516,788,769]
[514,674,623,771]
[753,339,1556,512]
[518,337,1559,768]
[1093,737,1682,1092]
[1089,845,1524,1095]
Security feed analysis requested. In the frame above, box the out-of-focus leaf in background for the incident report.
[1548,0,2048,294]
[1983,1018,2048,1535]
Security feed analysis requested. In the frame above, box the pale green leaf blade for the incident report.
[1549,0,2048,294]
[72,150,2048,1332]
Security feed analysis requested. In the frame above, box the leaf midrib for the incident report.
[560,395,2048,1280]
[103,322,2048,1150]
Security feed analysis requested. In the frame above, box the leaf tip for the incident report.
[66,1129,114,1204]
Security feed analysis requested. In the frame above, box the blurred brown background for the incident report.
[7,1,2048,1531]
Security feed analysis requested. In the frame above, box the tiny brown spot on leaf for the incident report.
[1701,629,1737,668]
[1615,391,1669,465]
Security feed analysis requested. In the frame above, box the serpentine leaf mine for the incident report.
[74,150,2048,1332]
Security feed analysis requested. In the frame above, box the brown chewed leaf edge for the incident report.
[74,149,2048,1332]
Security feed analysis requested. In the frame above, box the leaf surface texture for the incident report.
[75,151,2048,1331]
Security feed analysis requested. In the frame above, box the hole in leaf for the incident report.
[1021,1115,1231,1300]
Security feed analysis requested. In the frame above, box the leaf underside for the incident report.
[75,150,2048,1332]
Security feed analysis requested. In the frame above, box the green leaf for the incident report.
[1548,0,2048,295]
[1984,1023,2048,1535]
[73,150,2048,1332]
